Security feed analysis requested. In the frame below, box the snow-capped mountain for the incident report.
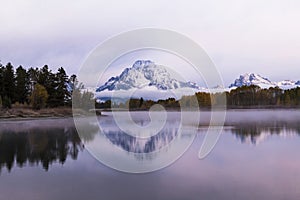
[277,80,299,90]
[96,60,199,92]
[94,62,299,100]
[229,73,300,89]
[229,73,276,88]
[277,80,297,86]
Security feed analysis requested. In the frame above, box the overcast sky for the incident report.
[0,0,299,86]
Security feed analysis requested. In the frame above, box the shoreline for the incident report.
[0,115,75,122]
[0,107,90,121]
[0,107,299,122]
[0,106,300,121]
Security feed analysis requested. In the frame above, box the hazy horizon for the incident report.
[1,0,300,86]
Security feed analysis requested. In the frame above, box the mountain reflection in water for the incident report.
[0,114,300,172]
[103,127,179,153]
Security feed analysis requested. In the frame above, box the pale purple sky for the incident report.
[0,0,299,86]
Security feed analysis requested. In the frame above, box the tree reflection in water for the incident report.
[231,121,300,145]
[0,119,98,173]
[0,127,82,172]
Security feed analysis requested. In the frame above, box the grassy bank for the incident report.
[0,107,89,119]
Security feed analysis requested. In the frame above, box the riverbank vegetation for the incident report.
[0,62,94,113]
[97,85,300,110]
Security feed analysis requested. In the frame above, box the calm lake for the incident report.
[0,110,300,200]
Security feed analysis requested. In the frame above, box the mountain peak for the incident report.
[240,73,268,81]
[229,73,274,88]
[132,60,154,69]
[96,60,199,92]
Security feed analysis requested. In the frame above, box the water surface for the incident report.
[0,110,299,200]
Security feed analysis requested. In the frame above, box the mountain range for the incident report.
[229,73,300,89]
[94,60,299,100]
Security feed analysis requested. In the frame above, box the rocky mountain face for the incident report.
[96,60,199,92]
[229,73,299,89]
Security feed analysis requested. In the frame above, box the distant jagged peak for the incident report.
[132,60,154,69]
[277,80,297,86]
[240,73,272,83]
[229,73,300,89]
[229,73,275,88]
[96,60,199,92]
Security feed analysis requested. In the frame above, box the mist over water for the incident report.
[0,110,300,200]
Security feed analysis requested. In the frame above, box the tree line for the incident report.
[226,85,298,107]
[97,85,300,110]
[0,62,83,109]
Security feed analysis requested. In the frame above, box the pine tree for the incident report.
[139,97,144,108]
[297,88,300,105]
[284,94,291,105]
[2,95,12,109]
[37,65,51,86]
[36,65,57,107]
[27,67,39,93]
[3,63,15,106]
[0,63,4,99]
[55,67,68,106]
[46,72,58,107]
[15,66,29,104]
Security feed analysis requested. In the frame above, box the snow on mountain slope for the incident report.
[277,80,298,90]
[96,60,199,92]
[229,73,300,89]
[277,80,297,86]
[229,73,276,88]
[93,61,299,100]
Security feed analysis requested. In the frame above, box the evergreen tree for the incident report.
[139,97,144,108]
[37,65,51,86]
[2,96,12,109]
[55,67,68,106]
[0,63,4,99]
[45,72,58,107]
[297,88,300,105]
[15,66,29,104]
[28,67,39,93]
[36,65,57,107]
[284,93,291,105]
[3,63,15,106]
